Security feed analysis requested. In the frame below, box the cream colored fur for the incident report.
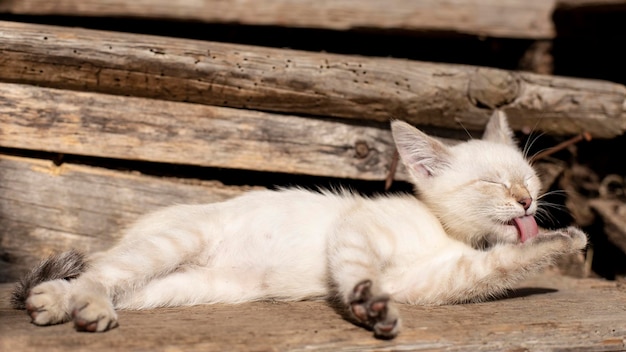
[23,110,587,338]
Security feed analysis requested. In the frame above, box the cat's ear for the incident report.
[482,110,517,148]
[391,120,452,178]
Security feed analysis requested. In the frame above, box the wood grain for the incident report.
[1,275,624,351]
[0,83,407,181]
[0,154,256,282]
[0,0,557,39]
[0,21,624,137]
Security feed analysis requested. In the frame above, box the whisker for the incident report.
[538,190,569,200]
[521,118,544,159]
[531,132,592,163]
[537,202,569,212]
[523,131,545,160]
[537,196,569,208]
[528,146,557,164]
[535,208,558,226]
[456,119,473,140]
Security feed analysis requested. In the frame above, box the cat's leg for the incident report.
[66,274,120,332]
[116,266,265,308]
[25,264,121,331]
[449,226,588,303]
[23,256,124,331]
[348,279,400,339]
[70,234,207,331]
[25,279,73,326]
[328,225,401,339]
[26,209,209,332]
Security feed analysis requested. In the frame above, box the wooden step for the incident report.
[0,0,557,39]
[0,83,405,181]
[1,274,624,351]
[0,154,254,281]
[1,21,624,138]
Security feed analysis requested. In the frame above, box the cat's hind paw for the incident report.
[25,279,72,326]
[71,294,119,332]
[349,280,401,339]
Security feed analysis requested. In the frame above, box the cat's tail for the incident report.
[11,250,87,310]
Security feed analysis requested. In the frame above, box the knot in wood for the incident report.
[354,140,370,159]
[468,68,519,109]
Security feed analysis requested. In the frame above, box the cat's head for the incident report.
[391,111,542,247]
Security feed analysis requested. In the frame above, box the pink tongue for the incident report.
[513,216,538,243]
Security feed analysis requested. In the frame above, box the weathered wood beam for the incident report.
[0,21,624,138]
[0,83,406,181]
[0,154,255,282]
[0,0,557,39]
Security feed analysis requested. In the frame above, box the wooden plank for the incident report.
[0,154,256,282]
[0,83,405,181]
[0,21,624,138]
[0,0,557,39]
[1,274,624,351]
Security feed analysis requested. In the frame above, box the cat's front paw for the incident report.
[71,294,119,332]
[563,227,588,250]
[349,280,401,339]
[532,226,588,252]
[25,279,72,326]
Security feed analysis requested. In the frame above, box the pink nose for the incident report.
[518,197,532,210]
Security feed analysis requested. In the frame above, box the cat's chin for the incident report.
[498,224,522,244]
[480,225,519,246]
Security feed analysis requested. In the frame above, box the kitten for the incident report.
[12,110,587,339]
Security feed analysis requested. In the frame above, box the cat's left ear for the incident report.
[391,120,452,179]
[482,110,518,148]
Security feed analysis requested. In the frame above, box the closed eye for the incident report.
[480,179,513,189]
[524,175,536,187]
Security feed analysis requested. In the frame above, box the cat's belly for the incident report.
[115,259,328,309]
[203,241,329,302]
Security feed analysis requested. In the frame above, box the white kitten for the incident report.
[14,110,587,339]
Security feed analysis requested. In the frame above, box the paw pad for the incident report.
[349,280,400,339]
